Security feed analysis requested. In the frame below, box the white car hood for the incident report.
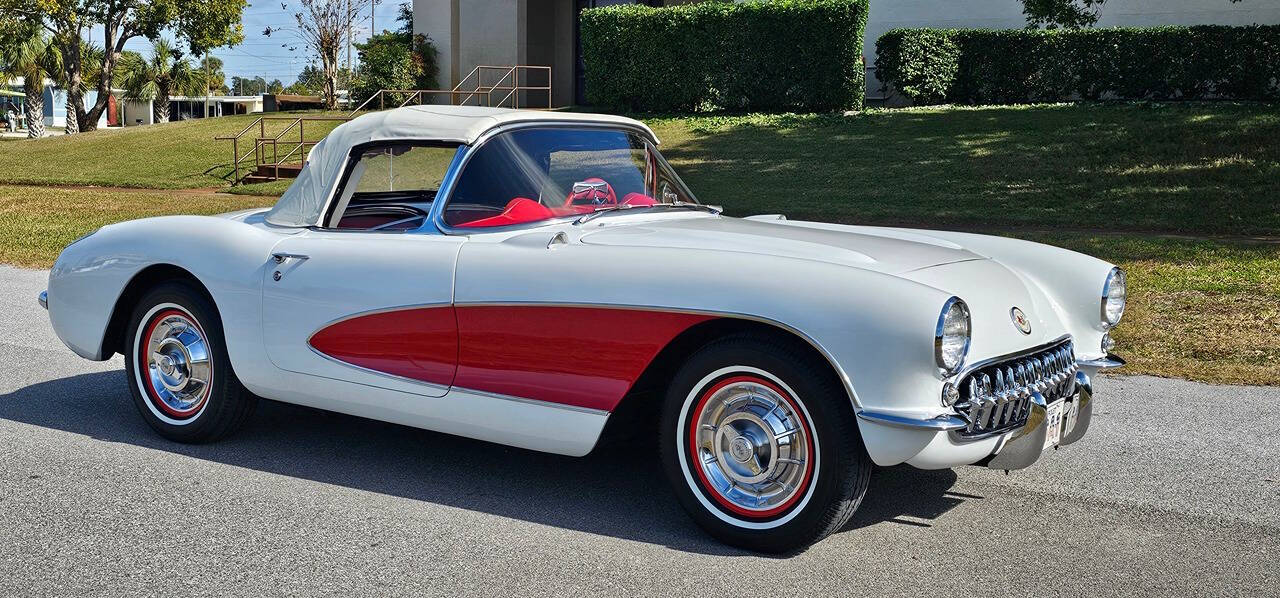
[579,216,983,274]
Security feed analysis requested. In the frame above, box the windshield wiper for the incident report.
[572,205,635,225]
[572,202,722,225]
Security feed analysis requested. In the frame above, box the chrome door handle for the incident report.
[272,252,310,264]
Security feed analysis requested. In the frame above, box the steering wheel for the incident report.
[343,204,431,231]
[566,178,617,207]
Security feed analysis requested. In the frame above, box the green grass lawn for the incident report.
[0,103,1276,237]
[0,186,269,267]
[0,112,347,189]
[649,103,1280,236]
[1025,234,1279,386]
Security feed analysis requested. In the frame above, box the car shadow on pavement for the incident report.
[1,370,974,556]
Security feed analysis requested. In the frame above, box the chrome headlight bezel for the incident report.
[1101,267,1126,328]
[935,296,971,376]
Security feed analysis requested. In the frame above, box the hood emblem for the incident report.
[1010,307,1032,335]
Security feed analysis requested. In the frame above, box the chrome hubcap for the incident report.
[692,379,810,514]
[144,313,211,414]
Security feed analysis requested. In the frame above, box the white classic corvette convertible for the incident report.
[42,106,1125,552]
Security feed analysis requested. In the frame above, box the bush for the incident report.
[580,0,870,112]
[351,32,440,106]
[876,25,1280,105]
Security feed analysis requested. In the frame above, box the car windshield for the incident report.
[444,127,698,228]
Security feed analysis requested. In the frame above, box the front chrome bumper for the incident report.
[38,290,47,310]
[985,370,1093,470]
[857,354,1117,471]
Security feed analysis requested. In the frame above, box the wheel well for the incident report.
[598,317,851,448]
[101,264,216,358]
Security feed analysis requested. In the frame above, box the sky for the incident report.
[112,0,410,87]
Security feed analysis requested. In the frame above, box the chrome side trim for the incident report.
[453,386,610,416]
[304,301,456,341]
[1078,354,1126,370]
[304,345,453,395]
[38,290,47,310]
[294,300,860,415]
[857,410,968,431]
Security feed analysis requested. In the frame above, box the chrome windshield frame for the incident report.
[426,121,687,237]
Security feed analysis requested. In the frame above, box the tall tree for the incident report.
[52,41,100,134]
[0,0,246,132]
[351,27,438,106]
[117,38,205,123]
[0,23,60,138]
[282,0,371,109]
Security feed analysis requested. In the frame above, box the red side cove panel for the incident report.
[308,306,711,412]
[309,307,460,387]
[454,307,711,412]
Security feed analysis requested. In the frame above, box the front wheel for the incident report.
[123,281,256,443]
[660,333,871,553]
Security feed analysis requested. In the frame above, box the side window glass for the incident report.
[326,144,459,231]
[352,146,455,194]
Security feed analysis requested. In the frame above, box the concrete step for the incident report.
[252,163,303,178]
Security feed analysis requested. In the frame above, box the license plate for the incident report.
[1044,400,1064,449]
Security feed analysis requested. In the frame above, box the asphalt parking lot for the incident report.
[2,265,1277,596]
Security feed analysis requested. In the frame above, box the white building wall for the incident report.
[122,99,154,126]
[415,0,461,89]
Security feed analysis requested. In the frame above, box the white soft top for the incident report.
[265,105,656,227]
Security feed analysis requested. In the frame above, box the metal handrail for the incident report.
[216,115,351,183]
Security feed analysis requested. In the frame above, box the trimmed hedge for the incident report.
[876,26,1280,105]
[580,0,870,112]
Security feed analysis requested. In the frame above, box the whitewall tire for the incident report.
[124,281,256,443]
[661,333,871,553]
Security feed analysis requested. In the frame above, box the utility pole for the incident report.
[345,0,353,94]
[204,52,210,118]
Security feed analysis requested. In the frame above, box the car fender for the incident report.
[886,229,1118,361]
[47,215,285,384]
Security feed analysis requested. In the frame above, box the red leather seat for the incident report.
[456,197,554,228]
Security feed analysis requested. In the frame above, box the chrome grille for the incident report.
[953,340,1077,438]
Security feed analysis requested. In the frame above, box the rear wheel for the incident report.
[124,281,256,443]
[660,333,871,553]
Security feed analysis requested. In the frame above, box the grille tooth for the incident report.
[992,369,1008,425]
[1006,366,1019,418]
[979,374,994,428]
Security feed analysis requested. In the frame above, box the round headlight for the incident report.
[1101,267,1126,327]
[935,297,971,375]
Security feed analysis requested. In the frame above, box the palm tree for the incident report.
[54,41,101,135]
[0,28,62,139]
[118,38,205,124]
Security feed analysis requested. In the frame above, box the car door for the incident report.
[261,230,464,397]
